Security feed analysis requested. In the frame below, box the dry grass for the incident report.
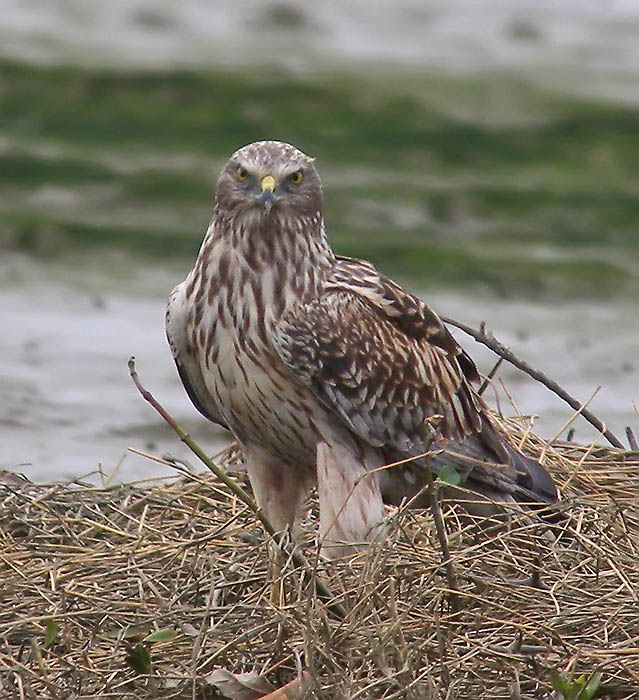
[1,425,638,700]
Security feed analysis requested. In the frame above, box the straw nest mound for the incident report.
[2,422,638,700]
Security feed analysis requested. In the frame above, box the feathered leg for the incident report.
[317,441,386,560]
[244,445,310,532]
[243,445,311,605]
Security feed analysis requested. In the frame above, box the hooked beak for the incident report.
[258,174,277,214]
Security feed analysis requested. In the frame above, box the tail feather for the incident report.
[474,420,558,504]
[379,420,560,519]
[499,439,557,504]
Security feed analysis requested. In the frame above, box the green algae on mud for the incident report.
[1,59,637,296]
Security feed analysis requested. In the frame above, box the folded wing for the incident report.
[275,256,557,506]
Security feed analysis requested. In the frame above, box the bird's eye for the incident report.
[289,170,303,186]
[236,167,248,182]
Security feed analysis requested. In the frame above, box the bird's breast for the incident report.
[191,273,323,467]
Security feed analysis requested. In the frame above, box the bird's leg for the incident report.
[316,441,386,560]
[243,446,310,605]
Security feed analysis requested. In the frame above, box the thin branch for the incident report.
[626,427,638,452]
[478,357,504,397]
[127,356,345,619]
[424,468,460,614]
[442,317,624,449]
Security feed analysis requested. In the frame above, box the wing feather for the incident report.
[166,282,228,429]
[274,257,483,454]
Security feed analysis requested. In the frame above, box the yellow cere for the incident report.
[260,175,276,192]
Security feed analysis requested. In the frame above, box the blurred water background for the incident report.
[1,0,637,482]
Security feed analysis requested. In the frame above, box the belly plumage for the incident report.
[202,317,321,468]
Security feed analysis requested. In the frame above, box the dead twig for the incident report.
[442,317,624,449]
[626,427,638,452]
[478,357,504,397]
[424,468,460,614]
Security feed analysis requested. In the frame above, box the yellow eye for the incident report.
[236,167,248,181]
[289,170,303,186]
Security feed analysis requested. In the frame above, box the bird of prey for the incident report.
[166,140,558,558]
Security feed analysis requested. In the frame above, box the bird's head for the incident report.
[214,141,323,228]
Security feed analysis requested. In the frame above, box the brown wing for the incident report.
[274,257,484,455]
[332,256,480,385]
